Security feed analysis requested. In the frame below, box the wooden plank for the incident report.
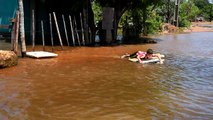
[41,20,45,51]
[31,9,35,51]
[80,13,85,46]
[18,0,27,57]
[62,15,70,46]
[69,15,75,46]
[74,16,81,46]
[53,12,63,50]
[14,11,20,54]
[11,19,15,51]
[49,13,54,52]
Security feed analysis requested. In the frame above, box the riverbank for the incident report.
[161,22,213,34]
[183,22,213,33]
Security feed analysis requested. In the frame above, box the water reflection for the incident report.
[0,32,213,119]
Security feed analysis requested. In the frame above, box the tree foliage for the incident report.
[202,3,213,21]
[179,0,200,27]
[90,0,212,44]
[156,0,176,23]
[92,1,102,24]
[122,0,162,36]
[192,0,212,21]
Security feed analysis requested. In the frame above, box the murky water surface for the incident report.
[0,32,213,119]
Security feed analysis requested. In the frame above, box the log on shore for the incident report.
[0,50,18,68]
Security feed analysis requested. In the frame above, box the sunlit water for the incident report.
[0,32,213,120]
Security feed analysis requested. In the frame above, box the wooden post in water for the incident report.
[41,20,45,51]
[102,7,114,44]
[18,0,27,57]
[83,0,89,44]
[49,13,54,52]
[174,0,180,27]
[62,15,70,46]
[11,19,16,51]
[53,12,63,50]
[69,15,75,46]
[80,13,85,46]
[31,10,35,51]
[74,17,81,46]
[14,11,20,54]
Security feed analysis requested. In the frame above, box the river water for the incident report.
[0,32,213,120]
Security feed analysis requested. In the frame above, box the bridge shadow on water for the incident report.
[121,37,163,45]
[95,35,163,47]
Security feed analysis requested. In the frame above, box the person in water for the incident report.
[121,49,163,64]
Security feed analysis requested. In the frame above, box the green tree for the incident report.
[179,0,200,27]
[92,1,102,24]
[94,0,142,43]
[193,0,209,9]
[130,0,162,35]
[92,0,165,43]
[202,3,213,21]
[192,0,211,21]
[156,0,176,23]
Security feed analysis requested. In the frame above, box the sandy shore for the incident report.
[183,22,213,32]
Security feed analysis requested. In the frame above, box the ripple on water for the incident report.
[0,32,213,119]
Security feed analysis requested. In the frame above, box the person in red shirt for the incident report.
[121,49,163,64]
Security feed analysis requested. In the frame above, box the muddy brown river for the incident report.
[0,32,213,119]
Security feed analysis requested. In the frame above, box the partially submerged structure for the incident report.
[1,0,95,46]
[0,0,17,33]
